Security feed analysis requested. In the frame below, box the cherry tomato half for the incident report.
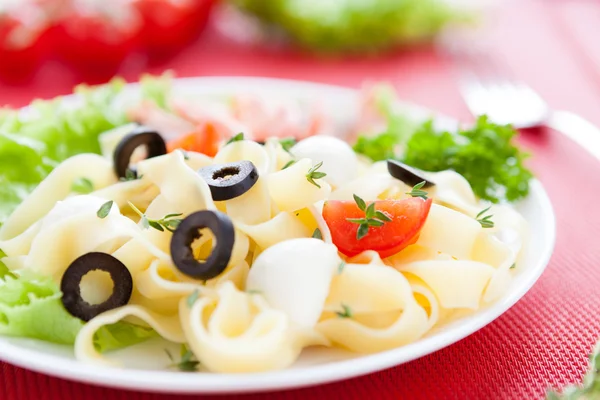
[0,6,53,81]
[323,197,433,258]
[54,1,142,78]
[132,0,216,57]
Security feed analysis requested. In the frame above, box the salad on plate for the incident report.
[0,74,533,373]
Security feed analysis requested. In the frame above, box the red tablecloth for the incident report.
[1,1,600,399]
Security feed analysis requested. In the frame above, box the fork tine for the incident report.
[443,40,549,128]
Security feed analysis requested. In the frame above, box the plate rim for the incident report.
[0,76,557,394]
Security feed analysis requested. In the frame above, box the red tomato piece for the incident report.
[0,6,53,81]
[54,1,142,78]
[132,0,216,57]
[323,197,433,258]
[167,122,221,157]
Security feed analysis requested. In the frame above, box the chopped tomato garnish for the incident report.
[167,122,221,157]
[323,197,432,258]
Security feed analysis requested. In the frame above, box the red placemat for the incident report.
[1,1,600,399]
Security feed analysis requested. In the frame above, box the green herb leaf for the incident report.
[226,132,244,144]
[181,150,190,160]
[476,206,495,228]
[347,195,391,240]
[353,194,367,211]
[128,202,182,232]
[120,168,138,182]
[312,228,323,240]
[148,220,164,232]
[282,160,296,170]
[168,344,200,372]
[187,289,199,308]
[356,223,369,240]
[71,177,94,194]
[164,213,184,219]
[406,181,428,200]
[337,261,346,274]
[367,219,384,227]
[306,161,327,188]
[335,304,353,319]
[510,263,516,269]
[178,352,200,371]
[96,200,113,219]
[403,116,533,203]
[365,202,376,218]
[374,210,392,222]
[246,289,262,295]
[279,137,296,152]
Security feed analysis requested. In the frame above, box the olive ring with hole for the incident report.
[198,161,259,201]
[170,210,235,280]
[113,126,167,179]
[387,159,436,188]
[61,252,133,321]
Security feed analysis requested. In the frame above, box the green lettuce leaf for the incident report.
[0,74,173,227]
[230,0,466,53]
[93,321,158,353]
[0,269,157,348]
[0,272,84,344]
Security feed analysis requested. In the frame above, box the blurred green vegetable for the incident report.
[352,85,533,203]
[547,340,600,399]
[404,116,533,203]
[229,0,467,53]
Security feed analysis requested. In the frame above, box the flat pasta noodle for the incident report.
[416,204,482,260]
[93,179,159,216]
[223,178,271,225]
[329,173,396,201]
[136,151,216,217]
[0,196,139,279]
[397,260,495,310]
[179,282,307,373]
[473,232,518,303]
[410,283,440,331]
[266,158,331,212]
[427,170,481,216]
[263,138,294,173]
[308,204,333,244]
[213,140,271,176]
[0,154,117,240]
[236,212,311,251]
[98,123,137,158]
[317,263,429,353]
[75,305,185,367]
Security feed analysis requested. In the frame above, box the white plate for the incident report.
[0,77,556,394]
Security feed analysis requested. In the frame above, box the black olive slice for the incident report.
[170,210,235,280]
[387,159,435,188]
[198,161,259,201]
[61,252,133,322]
[113,126,167,179]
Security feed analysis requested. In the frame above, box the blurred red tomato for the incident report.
[54,1,142,77]
[132,0,216,57]
[0,5,53,81]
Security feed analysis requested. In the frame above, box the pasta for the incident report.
[0,99,531,374]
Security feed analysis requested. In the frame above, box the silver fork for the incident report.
[446,42,600,161]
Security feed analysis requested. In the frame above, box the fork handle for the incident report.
[547,111,600,162]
